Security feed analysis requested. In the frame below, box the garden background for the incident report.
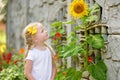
[0,0,120,80]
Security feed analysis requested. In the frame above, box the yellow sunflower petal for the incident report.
[69,0,88,19]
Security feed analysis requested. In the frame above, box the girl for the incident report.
[22,22,57,80]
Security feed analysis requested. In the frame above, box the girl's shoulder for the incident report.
[25,48,37,61]
[29,48,36,52]
[28,48,38,55]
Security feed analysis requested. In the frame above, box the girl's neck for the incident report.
[34,43,46,50]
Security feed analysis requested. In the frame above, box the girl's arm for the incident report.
[51,57,57,80]
[24,60,35,80]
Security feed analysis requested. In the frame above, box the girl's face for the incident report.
[34,23,49,43]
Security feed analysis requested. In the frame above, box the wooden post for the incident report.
[66,0,71,68]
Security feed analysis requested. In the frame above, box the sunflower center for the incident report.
[73,3,84,14]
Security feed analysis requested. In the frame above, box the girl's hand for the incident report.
[50,77,55,80]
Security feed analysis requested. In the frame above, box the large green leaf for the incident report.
[86,35,104,49]
[61,43,76,58]
[66,68,82,80]
[59,43,85,58]
[88,61,107,80]
[96,61,107,73]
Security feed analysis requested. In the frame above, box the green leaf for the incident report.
[73,46,85,55]
[88,61,107,80]
[50,21,62,27]
[81,16,88,24]
[50,31,56,36]
[55,70,66,80]
[67,36,73,41]
[63,20,75,24]
[86,35,104,49]
[59,42,75,58]
[86,15,98,22]
[62,47,75,58]
[71,32,76,36]
[66,68,82,80]
[71,71,82,80]
[60,44,85,58]
[96,61,107,73]
[59,29,64,33]
[88,3,100,15]
[96,53,101,61]
[74,25,84,30]
[74,26,80,30]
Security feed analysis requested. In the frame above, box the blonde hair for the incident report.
[22,22,40,58]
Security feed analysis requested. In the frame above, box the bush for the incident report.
[0,48,26,80]
[0,65,26,80]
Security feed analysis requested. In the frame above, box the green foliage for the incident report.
[55,68,82,80]
[55,70,66,80]
[65,68,82,80]
[50,21,65,38]
[50,20,75,28]
[63,20,75,24]
[86,15,98,22]
[88,61,107,80]
[86,35,104,49]
[88,3,100,15]
[50,21,63,27]
[0,65,26,80]
[81,3,100,24]
[59,43,85,58]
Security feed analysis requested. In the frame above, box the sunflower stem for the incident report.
[84,24,89,70]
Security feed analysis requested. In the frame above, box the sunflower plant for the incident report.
[50,0,107,80]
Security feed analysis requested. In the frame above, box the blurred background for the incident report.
[0,0,6,53]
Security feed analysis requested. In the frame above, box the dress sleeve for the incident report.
[25,50,35,61]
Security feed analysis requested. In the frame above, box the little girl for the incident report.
[22,22,57,80]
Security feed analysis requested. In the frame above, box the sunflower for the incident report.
[69,0,88,19]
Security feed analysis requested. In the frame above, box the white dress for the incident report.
[25,47,52,80]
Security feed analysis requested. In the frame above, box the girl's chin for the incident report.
[46,35,49,39]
